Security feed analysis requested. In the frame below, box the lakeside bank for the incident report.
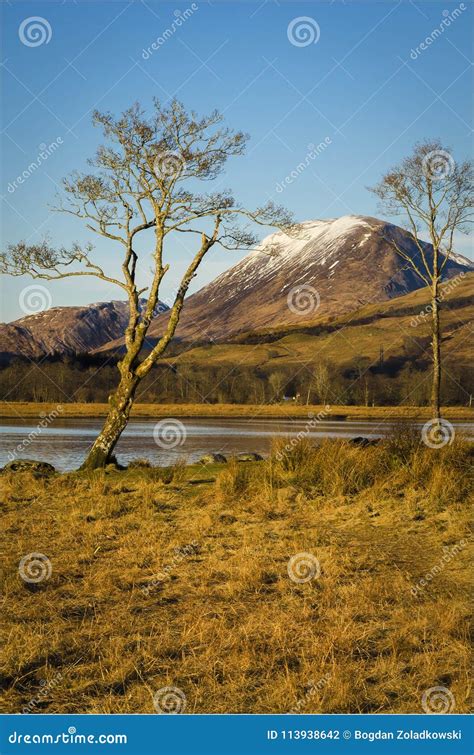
[1,402,473,421]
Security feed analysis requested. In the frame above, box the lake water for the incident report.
[1,415,472,472]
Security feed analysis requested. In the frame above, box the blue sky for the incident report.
[1,0,473,321]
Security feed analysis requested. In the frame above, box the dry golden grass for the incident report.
[1,401,472,420]
[0,437,472,714]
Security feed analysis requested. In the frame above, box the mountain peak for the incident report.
[251,214,377,254]
[222,215,381,287]
[139,215,471,344]
[3,216,471,361]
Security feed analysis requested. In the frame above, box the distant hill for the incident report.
[0,299,168,363]
[0,276,471,405]
[1,215,471,366]
[95,215,472,353]
[162,271,474,374]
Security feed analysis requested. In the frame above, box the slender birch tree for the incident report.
[1,100,293,468]
[369,140,473,418]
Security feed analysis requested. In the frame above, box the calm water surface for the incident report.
[0,415,472,472]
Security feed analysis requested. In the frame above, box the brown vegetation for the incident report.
[0,435,472,714]
[1,401,472,420]
[1,274,472,407]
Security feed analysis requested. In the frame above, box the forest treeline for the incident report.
[0,354,471,406]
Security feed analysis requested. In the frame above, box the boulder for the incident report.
[199,452,227,465]
[2,459,56,475]
[349,437,379,447]
[236,452,264,462]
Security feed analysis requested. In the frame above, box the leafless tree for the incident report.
[1,100,294,468]
[369,140,473,418]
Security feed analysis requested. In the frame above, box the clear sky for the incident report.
[1,0,473,321]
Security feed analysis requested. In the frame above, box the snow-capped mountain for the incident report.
[3,216,471,360]
[138,215,472,343]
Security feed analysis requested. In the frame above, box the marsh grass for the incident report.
[270,434,473,502]
[2,401,473,420]
[0,435,472,714]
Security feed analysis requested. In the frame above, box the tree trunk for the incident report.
[431,279,441,419]
[80,372,139,470]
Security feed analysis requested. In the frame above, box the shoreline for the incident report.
[0,401,472,421]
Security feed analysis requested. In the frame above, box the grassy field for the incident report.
[0,435,472,714]
[88,272,473,371]
[1,401,473,420]
[162,274,474,370]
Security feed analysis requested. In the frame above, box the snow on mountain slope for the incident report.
[5,215,470,362]
[0,299,168,362]
[207,216,376,299]
[130,214,471,345]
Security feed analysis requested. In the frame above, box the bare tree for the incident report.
[268,371,286,402]
[312,361,331,405]
[1,100,293,468]
[369,140,473,418]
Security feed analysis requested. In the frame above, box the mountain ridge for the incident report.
[95,214,473,352]
[1,215,471,361]
[0,299,168,362]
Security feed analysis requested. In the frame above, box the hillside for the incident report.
[160,272,474,373]
[96,214,471,351]
[1,274,471,406]
[0,299,168,362]
[2,216,471,363]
